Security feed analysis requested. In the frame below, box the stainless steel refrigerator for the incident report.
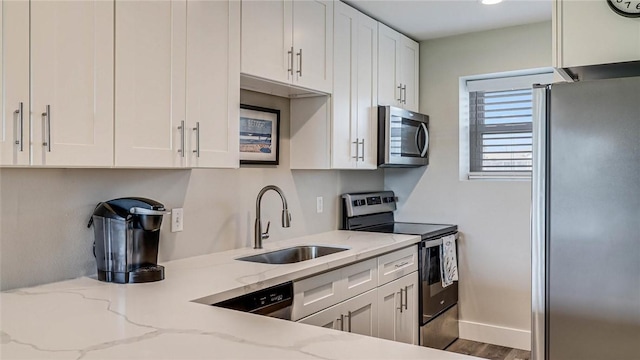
[531,76,640,360]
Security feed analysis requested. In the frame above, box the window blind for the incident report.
[469,88,534,172]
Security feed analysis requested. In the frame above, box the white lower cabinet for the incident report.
[298,289,378,337]
[377,271,419,345]
[294,246,419,345]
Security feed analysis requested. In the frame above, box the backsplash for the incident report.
[0,90,384,291]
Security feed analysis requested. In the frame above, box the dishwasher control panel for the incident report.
[212,282,293,317]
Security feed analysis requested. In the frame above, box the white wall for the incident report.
[384,22,552,350]
[0,90,384,291]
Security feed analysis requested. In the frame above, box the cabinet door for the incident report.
[241,0,293,84]
[332,3,377,170]
[396,271,419,345]
[31,0,114,167]
[555,0,640,68]
[331,1,358,169]
[115,0,186,168]
[377,272,419,345]
[297,302,342,330]
[356,12,378,169]
[343,289,378,338]
[297,289,378,338]
[292,0,333,93]
[377,23,401,108]
[1,0,29,166]
[400,36,419,113]
[186,0,239,168]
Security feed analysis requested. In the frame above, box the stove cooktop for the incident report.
[359,222,457,240]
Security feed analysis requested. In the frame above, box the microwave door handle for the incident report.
[419,123,429,157]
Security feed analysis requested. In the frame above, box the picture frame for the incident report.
[239,104,280,165]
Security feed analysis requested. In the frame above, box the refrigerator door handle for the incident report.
[531,84,549,360]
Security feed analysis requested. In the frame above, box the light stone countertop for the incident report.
[1,230,480,360]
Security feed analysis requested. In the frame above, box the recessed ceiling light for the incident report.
[481,0,503,4]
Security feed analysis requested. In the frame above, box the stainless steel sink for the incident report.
[237,245,349,265]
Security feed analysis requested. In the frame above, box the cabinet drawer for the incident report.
[377,245,418,286]
[342,258,378,301]
[292,268,341,321]
[292,258,377,321]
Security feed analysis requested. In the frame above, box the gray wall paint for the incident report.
[385,22,552,334]
[0,90,383,290]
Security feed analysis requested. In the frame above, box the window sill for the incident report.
[467,171,531,181]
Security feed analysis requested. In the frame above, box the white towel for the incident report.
[440,234,458,288]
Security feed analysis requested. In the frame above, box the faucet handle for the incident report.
[262,221,271,240]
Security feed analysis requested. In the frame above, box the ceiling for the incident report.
[343,0,552,41]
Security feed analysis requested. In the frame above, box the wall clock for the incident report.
[607,0,640,17]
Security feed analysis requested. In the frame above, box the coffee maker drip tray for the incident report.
[98,265,165,284]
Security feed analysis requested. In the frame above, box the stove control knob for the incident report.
[352,199,366,207]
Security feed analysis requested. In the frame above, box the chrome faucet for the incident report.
[254,185,291,249]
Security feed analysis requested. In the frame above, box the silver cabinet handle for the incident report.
[339,314,344,331]
[14,102,24,151]
[352,138,359,161]
[404,286,409,310]
[287,46,294,76]
[192,122,200,157]
[395,261,409,268]
[358,139,365,161]
[296,48,302,77]
[178,120,185,157]
[346,311,352,332]
[42,105,51,152]
[397,84,402,103]
[397,288,404,313]
[401,85,407,104]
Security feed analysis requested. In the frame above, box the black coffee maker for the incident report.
[88,197,167,283]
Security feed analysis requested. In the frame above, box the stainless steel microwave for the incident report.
[377,106,429,167]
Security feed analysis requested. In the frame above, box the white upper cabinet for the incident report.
[115,0,186,168]
[554,0,640,70]
[186,0,240,168]
[116,0,239,168]
[378,23,419,112]
[332,1,378,169]
[1,0,30,166]
[28,0,114,167]
[241,0,333,94]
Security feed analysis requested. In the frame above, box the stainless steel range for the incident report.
[342,191,459,349]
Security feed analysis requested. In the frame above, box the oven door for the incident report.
[379,106,429,167]
[420,238,458,325]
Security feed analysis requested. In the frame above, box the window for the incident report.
[461,71,554,180]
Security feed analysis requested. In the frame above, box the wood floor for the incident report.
[446,339,531,360]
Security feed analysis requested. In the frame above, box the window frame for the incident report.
[459,69,554,181]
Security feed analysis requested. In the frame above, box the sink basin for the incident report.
[237,245,349,265]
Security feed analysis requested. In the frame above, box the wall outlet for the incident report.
[171,208,184,232]
[316,196,323,213]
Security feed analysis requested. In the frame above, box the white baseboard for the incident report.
[458,320,531,351]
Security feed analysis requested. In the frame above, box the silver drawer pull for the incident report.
[394,261,409,268]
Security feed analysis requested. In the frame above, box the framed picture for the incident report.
[239,104,280,165]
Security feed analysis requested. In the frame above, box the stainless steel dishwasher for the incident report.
[212,282,293,320]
